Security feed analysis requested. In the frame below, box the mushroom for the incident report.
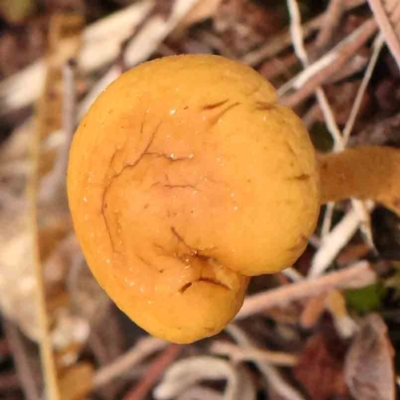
[319,146,400,215]
[67,54,400,343]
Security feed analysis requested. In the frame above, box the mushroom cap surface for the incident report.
[67,54,319,343]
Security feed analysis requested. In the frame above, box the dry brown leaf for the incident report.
[39,13,83,140]
[294,333,349,400]
[344,314,395,400]
[368,0,400,66]
[59,362,94,400]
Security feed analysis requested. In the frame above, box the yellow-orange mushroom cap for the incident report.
[67,54,319,343]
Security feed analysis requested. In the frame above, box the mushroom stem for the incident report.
[318,146,400,215]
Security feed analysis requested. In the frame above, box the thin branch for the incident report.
[321,202,335,239]
[310,203,374,278]
[227,325,306,400]
[123,344,181,400]
[342,33,385,145]
[210,341,299,367]
[93,337,168,389]
[236,261,376,320]
[241,0,367,66]
[315,0,345,50]
[280,18,378,107]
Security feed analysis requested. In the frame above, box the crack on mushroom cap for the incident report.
[100,122,239,298]
[202,99,230,110]
[179,277,231,294]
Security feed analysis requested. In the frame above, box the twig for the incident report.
[79,0,200,119]
[210,341,299,366]
[315,0,345,50]
[236,261,376,320]
[286,0,343,149]
[286,0,373,247]
[281,267,304,282]
[280,18,378,107]
[3,320,40,400]
[287,1,379,249]
[241,14,324,66]
[123,344,181,400]
[227,325,306,400]
[93,337,168,389]
[342,33,385,145]
[309,204,374,277]
[241,0,367,66]
[321,202,335,238]
[350,198,375,249]
[278,51,337,96]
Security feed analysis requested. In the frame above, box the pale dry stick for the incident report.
[242,0,367,66]
[93,337,168,389]
[277,50,337,96]
[123,344,180,400]
[286,0,345,245]
[242,14,324,66]
[3,320,40,400]
[80,0,199,119]
[236,261,376,320]
[281,267,304,282]
[321,33,383,244]
[125,0,200,67]
[342,33,385,145]
[315,0,345,50]
[286,0,343,149]
[368,0,400,67]
[350,197,375,249]
[226,325,306,400]
[177,387,222,400]
[286,0,373,249]
[210,341,299,367]
[280,18,378,107]
[321,202,335,238]
[290,1,382,247]
[322,32,383,244]
[309,205,373,277]
[11,0,201,146]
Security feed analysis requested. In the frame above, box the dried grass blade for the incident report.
[30,11,83,400]
[368,0,400,66]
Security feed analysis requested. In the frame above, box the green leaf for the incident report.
[346,283,386,314]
